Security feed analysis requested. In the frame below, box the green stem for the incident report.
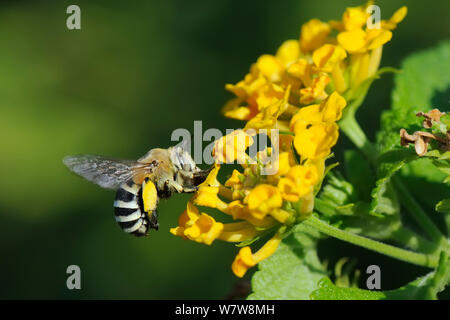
[390,226,439,254]
[391,177,445,242]
[303,215,439,268]
[315,196,438,253]
[339,114,376,164]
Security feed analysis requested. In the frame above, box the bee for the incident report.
[63,146,211,237]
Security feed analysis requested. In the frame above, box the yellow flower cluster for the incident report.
[170,2,406,278]
[171,145,318,278]
[223,2,406,121]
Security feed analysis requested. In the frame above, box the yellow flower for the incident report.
[247,184,283,219]
[342,5,369,31]
[299,19,331,53]
[381,6,408,30]
[222,97,253,120]
[336,6,407,54]
[287,58,312,87]
[244,88,291,131]
[299,74,330,104]
[313,44,347,72]
[313,44,347,92]
[231,233,282,277]
[256,54,284,83]
[213,130,254,164]
[275,39,301,67]
[338,28,392,54]
[321,91,347,122]
[193,164,228,211]
[225,169,244,188]
[274,151,292,176]
[277,177,299,202]
[231,247,256,278]
[223,52,289,121]
[278,164,319,202]
[255,82,285,111]
[293,121,339,160]
[223,73,265,120]
[170,202,224,245]
[290,91,347,129]
[218,221,263,243]
[226,200,277,228]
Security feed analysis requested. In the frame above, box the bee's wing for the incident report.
[63,155,143,189]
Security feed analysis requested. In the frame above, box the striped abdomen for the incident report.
[113,180,158,237]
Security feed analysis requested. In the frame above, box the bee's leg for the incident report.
[148,209,159,230]
[142,178,159,213]
[171,180,184,193]
[182,186,199,193]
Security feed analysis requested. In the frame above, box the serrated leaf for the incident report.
[370,149,417,216]
[317,164,402,240]
[311,277,386,300]
[319,171,356,207]
[248,224,327,300]
[377,41,450,155]
[311,252,450,300]
[376,42,450,206]
[426,150,450,160]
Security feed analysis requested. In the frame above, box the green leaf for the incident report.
[436,199,450,235]
[340,215,402,241]
[370,149,417,216]
[248,224,327,300]
[376,42,450,205]
[371,148,448,216]
[344,150,374,201]
[311,252,450,300]
[319,171,357,207]
[377,41,450,155]
[436,199,450,214]
[311,277,386,300]
[317,169,402,240]
[432,160,450,182]
[426,150,450,160]
[399,158,450,207]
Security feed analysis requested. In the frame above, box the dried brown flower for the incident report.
[416,109,446,129]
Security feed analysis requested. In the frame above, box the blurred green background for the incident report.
[0,0,449,299]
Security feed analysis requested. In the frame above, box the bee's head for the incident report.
[192,166,214,186]
[169,146,197,172]
[169,146,213,188]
